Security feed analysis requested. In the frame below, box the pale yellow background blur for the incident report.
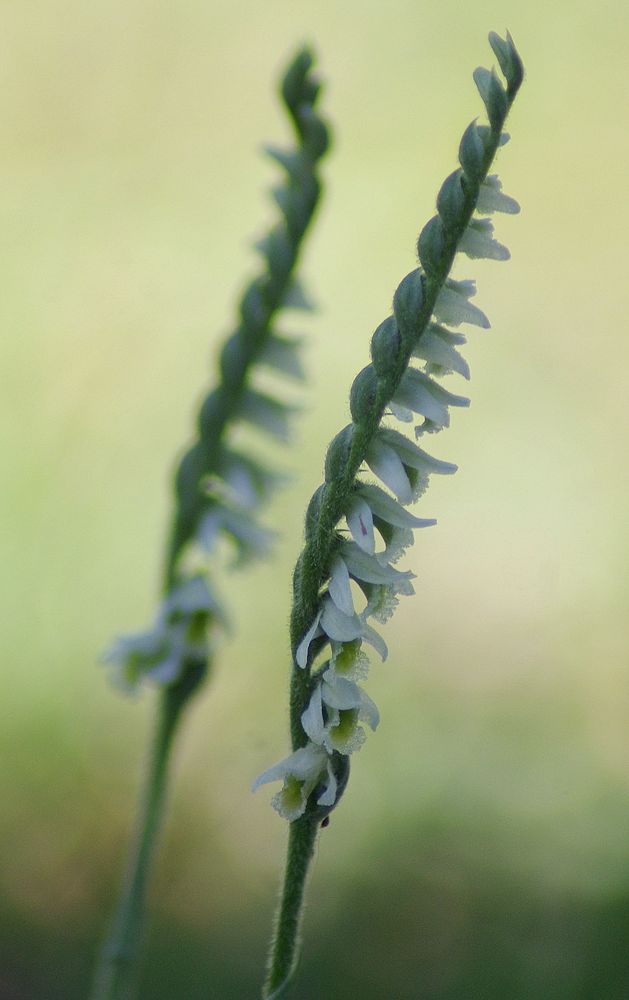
[1,2,628,997]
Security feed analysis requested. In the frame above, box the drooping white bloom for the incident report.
[392,368,470,432]
[412,324,471,380]
[104,575,219,691]
[328,555,355,617]
[258,141,519,815]
[329,639,370,681]
[476,174,520,215]
[301,677,379,755]
[433,280,490,329]
[356,482,436,530]
[252,742,337,821]
[366,437,413,504]
[346,495,376,554]
[459,218,510,261]
[258,333,306,381]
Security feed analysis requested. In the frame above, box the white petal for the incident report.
[346,496,376,554]
[408,369,470,410]
[433,284,490,329]
[376,524,415,564]
[320,596,364,642]
[295,610,322,669]
[360,620,388,661]
[377,429,458,476]
[259,334,305,380]
[163,574,216,614]
[357,483,436,529]
[358,688,380,731]
[147,650,182,686]
[329,641,370,681]
[324,710,366,755]
[197,509,223,553]
[301,684,327,744]
[366,439,412,504]
[317,760,338,807]
[341,541,415,586]
[328,556,355,617]
[240,389,295,442]
[477,174,520,215]
[220,463,258,509]
[251,743,325,792]
[412,327,470,380]
[392,372,449,426]
[388,401,414,423]
[459,218,510,261]
[321,672,362,711]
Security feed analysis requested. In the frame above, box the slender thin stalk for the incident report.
[90,671,200,1000]
[261,31,523,1000]
[92,47,329,1000]
[263,815,319,999]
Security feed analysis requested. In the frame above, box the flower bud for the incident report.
[219,334,245,388]
[304,484,325,543]
[198,389,224,441]
[299,105,330,160]
[392,269,425,345]
[488,30,524,99]
[458,120,485,184]
[350,365,379,424]
[436,169,466,229]
[417,215,446,277]
[473,67,508,132]
[325,424,355,482]
[240,280,268,330]
[370,317,401,375]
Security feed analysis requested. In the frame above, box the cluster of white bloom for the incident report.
[254,170,519,821]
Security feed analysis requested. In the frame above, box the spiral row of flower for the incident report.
[105,48,330,693]
[254,32,523,821]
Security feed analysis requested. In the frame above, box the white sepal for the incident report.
[366,438,413,504]
[412,325,470,380]
[388,401,414,422]
[346,496,376,554]
[252,742,334,821]
[320,596,364,642]
[459,218,510,261]
[359,620,388,661]
[301,683,327,745]
[328,556,355,617]
[433,281,490,329]
[357,482,436,529]
[477,174,520,215]
[295,610,322,669]
[322,671,380,732]
[340,541,415,587]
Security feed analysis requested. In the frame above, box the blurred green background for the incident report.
[2,1,628,998]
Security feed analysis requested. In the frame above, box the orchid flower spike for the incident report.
[105,48,330,695]
[254,31,524,822]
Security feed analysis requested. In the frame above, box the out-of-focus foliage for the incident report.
[1,2,628,998]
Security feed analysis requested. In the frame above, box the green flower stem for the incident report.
[265,32,523,1000]
[90,667,203,1000]
[262,814,319,999]
[93,47,329,1000]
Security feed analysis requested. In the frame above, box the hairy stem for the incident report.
[262,31,524,1000]
[93,47,329,1000]
[89,670,200,1000]
[263,815,319,999]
